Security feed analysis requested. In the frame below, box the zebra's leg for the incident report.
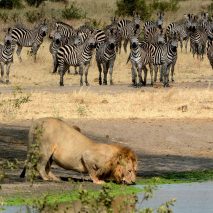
[59,65,65,86]
[185,38,189,53]
[74,66,78,75]
[16,44,23,62]
[159,65,163,82]
[97,61,102,85]
[5,63,12,84]
[79,65,84,86]
[109,60,115,85]
[180,39,183,52]
[171,63,175,82]
[84,63,90,86]
[0,63,4,83]
[141,65,147,86]
[137,65,142,87]
[123,39,128,53]
[154,65,158,82]
[52,54,58,74]
[149,64,154,86]
[131,63,137,87]
[103,63,108,85]
[163,64,170,87]
[31,43,39,63]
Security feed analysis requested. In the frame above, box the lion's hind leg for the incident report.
[37,154,54,181]
[45,156,60,181]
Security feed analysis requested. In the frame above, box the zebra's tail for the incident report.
[20,166,26,178]
[126,54,131,64]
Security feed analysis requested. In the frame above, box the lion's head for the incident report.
[111,146,137,185]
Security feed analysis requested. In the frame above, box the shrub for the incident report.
[115,0,151,20]
[0,0,22,9]
[25,0,45,7]
[0,12,9,23]
[25,9,44,23]
[151,0,180,12]
[61,2,86,20]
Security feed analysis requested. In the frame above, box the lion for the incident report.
[20,117,137,184]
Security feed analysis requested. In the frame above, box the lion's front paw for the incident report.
[93,179,105,185]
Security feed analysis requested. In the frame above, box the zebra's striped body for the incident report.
[117,12,141,53]
[129,37,153,86]
[0,30,14,84]
[150,34,178,86]
[56,33,97,86]
[11,20,48,62]
[96,35,116,85]
[50,21,76,39]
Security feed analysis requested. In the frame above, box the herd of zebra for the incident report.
[1,11,213,87]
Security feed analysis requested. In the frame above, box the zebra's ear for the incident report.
[133,11,136,16]
[7,28,11,34]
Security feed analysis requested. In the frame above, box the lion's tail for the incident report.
[20,166,26,178]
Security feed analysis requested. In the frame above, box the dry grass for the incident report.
[1,85,213,122]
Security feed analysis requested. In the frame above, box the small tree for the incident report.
[0,0,22,9]
[25,0,45,7]
[115,0,151,20]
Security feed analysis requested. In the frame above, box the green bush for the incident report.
[0,12,9,23]
[151,0,180,12]
[0,0,22,9]
[61,2,86,20]
[25,0,45,7]
[25,10,44,23]
[115,0,151,20]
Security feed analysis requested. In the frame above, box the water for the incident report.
[137,182,213,213]
[2,182,213,213]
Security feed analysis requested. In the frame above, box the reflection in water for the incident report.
[2,195,137,213]
[42,195,137,213]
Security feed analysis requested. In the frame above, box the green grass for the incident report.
[137,170,213,185]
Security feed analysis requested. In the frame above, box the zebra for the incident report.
[144,27,166,44]
[11,19,48,62]
[188,15,208,60]
[117,11,141,53]
[144,12,164,31]
[0,29,14,84]
[56,32,97,86]
[104,17,122,53]
[166,14,193,52]
[128,36,153,87]
[96,32,117,85]
[49,29,81,75]
[150,32,179,86]
[49,21,76,39]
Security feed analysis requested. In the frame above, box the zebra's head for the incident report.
[169,32,178,52]
[132,11,141,30]
[106,35,116,50]
[86,32,97,49]
[157,29,165,44]
[130,36,139,49]
[38,19,48,38]
[4,28,13,47]
[53,31,62,45]
[156,12,164,29]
